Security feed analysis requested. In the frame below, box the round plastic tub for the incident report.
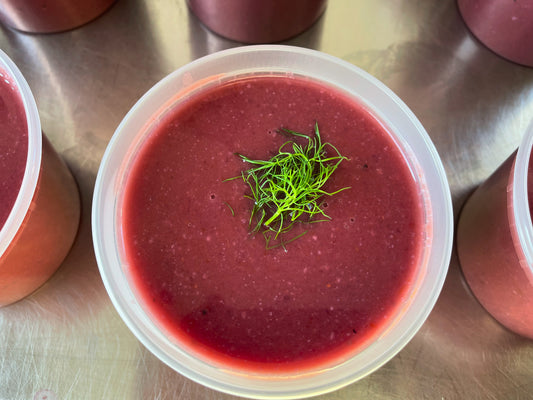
[457,121,533,339]
[457,0,533,67]
[0,0,116,33]
[186,0,327,43]
[92,45,453,399]
[0,49,80,306]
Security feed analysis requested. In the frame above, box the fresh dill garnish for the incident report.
[227,122,350,248]
[224,201,235,216]
[264,229,308,252]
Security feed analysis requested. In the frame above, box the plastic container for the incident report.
[0,0,116,33]
[457,0,533,67]
[457,122,533,339]
[0,50,80,306]
[92,45,453,399]
[186,0,327,43]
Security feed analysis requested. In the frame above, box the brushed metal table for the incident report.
[1,1,532,399]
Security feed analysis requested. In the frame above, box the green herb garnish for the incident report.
[224,201,235,216]
[228,122,349,249]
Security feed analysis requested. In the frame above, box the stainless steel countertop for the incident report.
[1,1,532,399]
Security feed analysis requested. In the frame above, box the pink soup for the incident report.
[0,60,80,307]
[457,151,533,338]
[0,67,28,230]
[122,75,425,372]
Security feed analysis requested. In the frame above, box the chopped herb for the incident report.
[227,122,350,249]
[224,201,235,216]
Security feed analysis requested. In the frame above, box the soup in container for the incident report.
[457,121,533,339]
[458,0,533,67]
[0,0,116,33]
[186,0,327,43]
[92,45,453,398]
[0,49,80,306]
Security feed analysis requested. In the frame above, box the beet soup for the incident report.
[0,50,80,306]
[121,74,425,373]
[457,146,533,339]
[0,67,28,231]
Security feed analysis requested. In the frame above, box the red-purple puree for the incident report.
[0,68,28,231]
[122,75,424,372]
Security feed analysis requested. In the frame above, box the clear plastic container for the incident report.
[0,49,80,306]
[186,0,327,43]
[92,45,453,399]
[0,0,116,33]
[457,121,533,338]
[458,0,533,67]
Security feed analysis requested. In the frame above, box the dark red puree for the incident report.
[122,75,424,372]
[0,68,28,231]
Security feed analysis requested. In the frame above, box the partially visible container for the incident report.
[0,49,80,306]
[457,121,533,339]
[457,0,533,67]
[186,0,327,43]
[0,0,116,33]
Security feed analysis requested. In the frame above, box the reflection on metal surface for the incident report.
[0,0,532,399]
[34,389,58,400]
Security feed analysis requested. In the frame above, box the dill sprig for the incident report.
[231,122,350,248]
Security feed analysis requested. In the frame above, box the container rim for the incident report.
[92,44,453,399]
[0,49,42,260]
[511,119,533,280]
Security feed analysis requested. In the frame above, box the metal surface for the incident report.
[0,0,532,399]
